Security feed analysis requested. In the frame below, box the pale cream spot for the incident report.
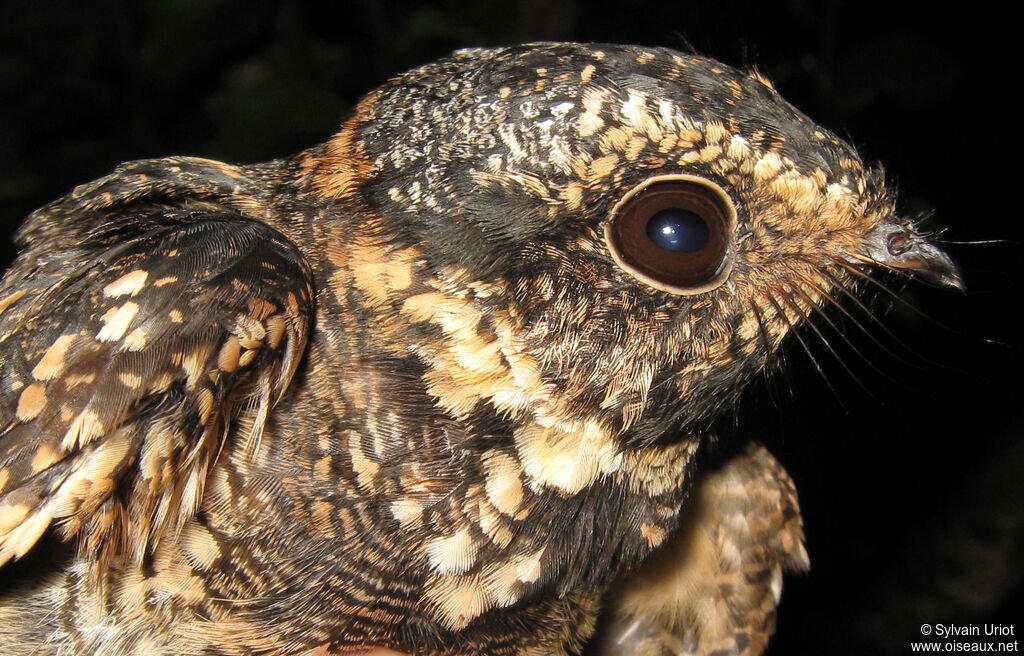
[122,327,147,351]
[476,501,514,548]
[598,126,630,154]
[139,418,183,481]
[103,270,149,298]
[196,388,215,425]
[561,182,584,211]
[31,334,75,381]
[265,315,286,350]
[400,292,547,423]
[16,383,47,421]
[182,345,211,389]
[449,333,504,375]
[624,135,648,161]
[771,563,784,603]
[179,520,222,569]
[482,449,524,516]
[0,289,26,315]
[390,498,424,527]
[62,409,104,450]
[423,573,491,631]
[699,144,723,162]
[587,153,619,183]
[218,337,241,373]
[64,372,96,389]
[618,439,696,496]
[580,63,596,84]
[735,310,767,353]
[679,127,704,143]
[480,562,520,609]
[349,241,417,307]
[727,134,752,160]
[620,90,663,141]
[0,506,52,561]
[515,419,622,494]
[313,454,332,483]
[425,525,479,575]
[149,371,175,393]
[149,548,207,605]
[96,301,139,342]
[704,119,729,144]
[513,546,544,584]
[30,442,60,473]
[0,501,30,534]
[753,152,784,183]
[169,309,184,323]
[769,171,820,215]
[578,86,607,137]
[114,568,151,613]
[641,522,667,547]
[657,133,680,154]
[236,349,257,368]
[497,123,524,160]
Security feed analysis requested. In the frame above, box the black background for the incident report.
[1,1,1020,653]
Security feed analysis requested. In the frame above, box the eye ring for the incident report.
[603,174,737,295]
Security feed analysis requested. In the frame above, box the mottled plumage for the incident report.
[0,43,959,655]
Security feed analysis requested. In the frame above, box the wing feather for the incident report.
[0,211,314,572]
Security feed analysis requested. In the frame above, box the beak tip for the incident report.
[934,268,967,294]
[914,246,966,294]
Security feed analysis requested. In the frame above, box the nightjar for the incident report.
[0,43,961,655]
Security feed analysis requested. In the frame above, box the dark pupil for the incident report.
[645,208,709,252]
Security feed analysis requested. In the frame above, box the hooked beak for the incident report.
[856,220,966,293]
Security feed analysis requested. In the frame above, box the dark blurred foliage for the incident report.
[1,1,1020,653]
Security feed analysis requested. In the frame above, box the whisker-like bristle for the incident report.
[746,298,777,360]
[745,296,798,413]
[762,287,848,413]
[744,298,791,410]
[793,272,924,383]
[930,236,1019,246]
[818,268,940,366]
[836,261,961,332]
[776,282,876,401]
[818,265,991,388]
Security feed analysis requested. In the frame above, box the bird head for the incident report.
[305,42,960,475]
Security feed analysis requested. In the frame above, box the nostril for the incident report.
[887,232,910,256]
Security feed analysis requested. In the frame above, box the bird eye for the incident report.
[645,208,710,252]
[604,175,737,294]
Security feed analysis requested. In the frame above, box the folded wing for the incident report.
[0,212,314,573]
